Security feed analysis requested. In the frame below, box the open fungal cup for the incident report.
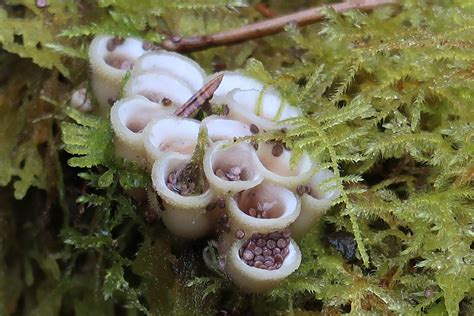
[256,142,313,189]
[143,117,200,165]
[201,116,252,142]
[204,141,264,195]
[89,35,148,113]
[226,182,301,236]
[151,153,216,238]
[70,88,92,112]
[124,71,194,107]
[133,51,206,91]
[291,169,341,239]
[225,232,302,293]
[209,71,264,104]
[224,89,301,131]
[111,95,176,166]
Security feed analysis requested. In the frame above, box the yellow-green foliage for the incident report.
[0,0,473,315]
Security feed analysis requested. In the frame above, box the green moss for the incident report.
[0,0,473,315]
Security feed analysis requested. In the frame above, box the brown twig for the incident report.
[255,3,277,18]
[161,0,399,52]
[174,73,224,117]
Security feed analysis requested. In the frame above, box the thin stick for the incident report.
[255,3,277,18]
[174,73,224,117]
[161,0,399,52]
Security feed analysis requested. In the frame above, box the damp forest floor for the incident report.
[0,0,473,315]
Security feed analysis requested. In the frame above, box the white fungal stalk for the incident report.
[89,35,148,113]
[291,169,341,239]
[151,153,216,238]
[124,71,194,107]
[201,115,252,142]
[203,141,264,195]
[256,142,313,189]
[133,51,206,91]
[226,182,301,236]
[225,234,301,293]
[110,95,175,166]
[224,89,301,131]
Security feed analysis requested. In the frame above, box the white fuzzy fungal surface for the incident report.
[89,35,341,293]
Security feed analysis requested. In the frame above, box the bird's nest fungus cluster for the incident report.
[87,35,340,293]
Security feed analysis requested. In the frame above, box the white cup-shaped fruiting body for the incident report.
[203,141,264,195]
[224,89,301,132]
[226,182,301,236]
[133,51,206,91]
[88,36,341,291]
[110,95,175,166]
[89,35,148,113]
[256,142,313,189]
[201,115,252,142]
[143,117,200,165]
[124,71,194,107]
[70,88,93,112]
[291,169,341,239]
[151,152,216,238]
[225,232,302,293]
[210,71,264,104]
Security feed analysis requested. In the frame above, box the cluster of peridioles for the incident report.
[88,35,341,293]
